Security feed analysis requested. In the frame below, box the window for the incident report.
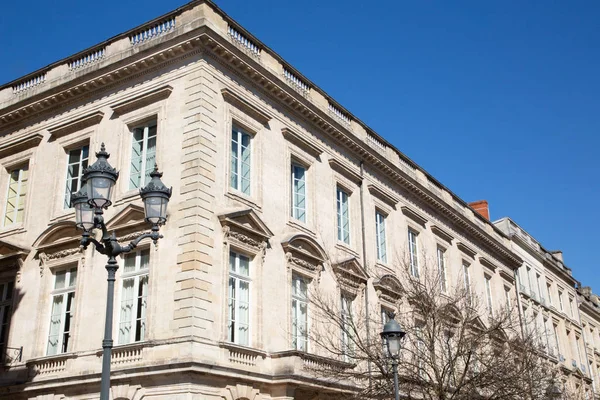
[437,247,446,292]
[228,251,250,346]
[341,294,354,361]
[129,121,157,190]
[291,273,308,351]
[408,229,419,278]
[553,324,561,355]
[64,145,89,208]
[0,281,14,358]
[547,283,553,305]
[230,126,251,195]
[375,211,387,263]
[336,187,350,244]
[119,249,149,344]
[381,307,390,327]
[536,273,543,301]
[485,276,493,316]
[47,267,77,355]
[291,164,306,222]
[504,286,512,311]
[463,263,471,301]
[3,164,28,226]
[569,296,575,318]
[558,289,564,311]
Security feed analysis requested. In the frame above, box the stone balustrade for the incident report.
[12,72,46,94]
[130,16,176,45]
[69,48,106,70]
[283,68,310,97]
[328,102,351,125]
[227,25,260,58]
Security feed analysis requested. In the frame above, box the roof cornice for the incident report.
[0,10,522,271]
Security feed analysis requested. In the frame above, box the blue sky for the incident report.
[1,1,599,289]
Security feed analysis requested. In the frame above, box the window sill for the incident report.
[335,242,359,258]
[218,341,267,357]
[49,209,75,224]
[225,191,262,211]
[114,189,143,207]
[0,225,26,238]
[287,219,315,236]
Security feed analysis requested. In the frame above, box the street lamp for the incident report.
[381,313,406,400]
[72,143,171,400]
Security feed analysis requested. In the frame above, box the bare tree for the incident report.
[303,255,568,400]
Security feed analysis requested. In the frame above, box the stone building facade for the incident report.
[0,1,596,399]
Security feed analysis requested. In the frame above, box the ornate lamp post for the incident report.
[71,143,171,400]
[381,314,406,400]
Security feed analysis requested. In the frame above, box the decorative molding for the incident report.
[110,85,173,116]
[0,132,43,159]
[431,224,454,244]
[39,248,82,277]
[328,158,362,185]
[219,209,272,260]
[222,87,271,125]
[111,383,145,400]
[332,257,368,294]
[117,230,150,243]
[281,127,322,159]
[499,269,515,283]
[479,256,498,272]
[47,111,103,138]
[401,206,427,227]
[223,383,261,400]
[367,184,399,208]
[457,242,477,259]
[373,274,403,305]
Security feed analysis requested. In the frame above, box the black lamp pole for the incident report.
[380,313,406,400]
[72,144,171,400]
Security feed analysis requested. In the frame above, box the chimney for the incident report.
[469,200,490,220]
[550,251,563,262]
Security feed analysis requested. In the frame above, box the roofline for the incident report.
[1,0,511,246]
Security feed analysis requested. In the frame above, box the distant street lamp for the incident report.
[380,313,406,400]
[71,143,171,400]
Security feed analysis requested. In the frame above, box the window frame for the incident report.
[63,144,90,209]
[336,186,350,245]
[436,246,447,293]
[340,293,354,361]
[46,266,77,356]
[3,164,29,228]
[227,250,252,346]
[0,281,14,360]
[291,162,307,223]
[117,248,150,345]
[375,210,387,263]
[484,275,493,316]
[408,229,420,278]
[230,125,252,196]
[463,262,471,301]
[291,273,309,352]
[128,119,158,191]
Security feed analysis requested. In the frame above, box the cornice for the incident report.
[0,132,43,159]
[110,85,173,115]
[47,110,104,139]
[221,87,271,125]
[328,158,362,186]
[367,184,399,209]
[0,22,522,271]
[401,206,427,228]
[431,224,454,244]
[281,127,323,159]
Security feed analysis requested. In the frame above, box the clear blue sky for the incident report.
[1,1,599,289]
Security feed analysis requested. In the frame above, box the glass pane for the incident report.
[55,270,66,289]
[47,295,64,355]
[229,252,236,272]
[238,254,250,276]
[124,253,136,273]
[230,131,239,190]
[119,279,135,344]
[140,249,150,270]
[69,268,77,287]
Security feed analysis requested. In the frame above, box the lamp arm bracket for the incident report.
[88,237,107,254]
[122,231,164,253]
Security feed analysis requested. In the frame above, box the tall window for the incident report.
[375,211,387,263]
[553,324,561,355]
[47,267,77,355]
[569,296,575,318]
[64,145,89,208]
[485,276,493,316]
[336,187,350,244]
[129,121,157,190]
[0,281,14,358]
[463,263,471,301]
[341,294,354,361]
[437,247,446,292]
[228,251,250,346]
[291,164,306,222]
[536,273,543,301]
[4,165,28,226]
[119,249,149,344]
[504,286,512,311]
[230,126,251,195]
[547,283,553,305]
[558,289,564,311]
[408,229,419,278]
[291,274,308,351]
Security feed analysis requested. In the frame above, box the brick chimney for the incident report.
[469,200,490,220]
